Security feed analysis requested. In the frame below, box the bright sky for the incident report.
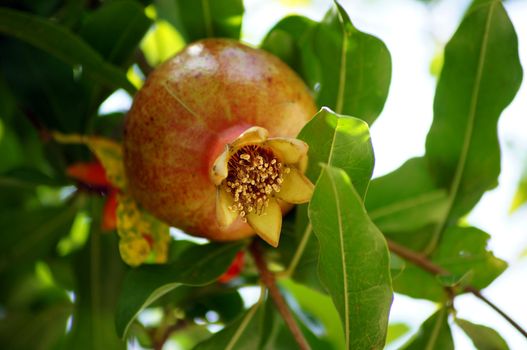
[104,0,527,348]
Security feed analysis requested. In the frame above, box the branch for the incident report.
[387,238,527,339]
[249,240,311,350]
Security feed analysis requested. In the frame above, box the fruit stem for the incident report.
[249,240,311,350]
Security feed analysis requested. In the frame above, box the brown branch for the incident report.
[387,238,527,339]
[249,240,310,350]
[135,49,154,77]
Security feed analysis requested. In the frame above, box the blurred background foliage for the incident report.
[0,0,525,349]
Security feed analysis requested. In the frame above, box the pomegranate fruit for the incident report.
[124,38,316,246]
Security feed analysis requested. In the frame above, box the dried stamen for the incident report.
[224,145,286,219]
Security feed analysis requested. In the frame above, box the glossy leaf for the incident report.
[115,241,244,338]
[394,226,507,301]
[456,318,510,350]
[157,0,244,42]
[309,165,392,349]
[79,0,152,66]
[312,2,391,124]
[367,157,449,235]
[401,308,454,350]
[425,0,523,243]
[298,107,374,198]
[0,7,136,94]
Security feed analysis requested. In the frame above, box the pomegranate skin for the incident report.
[124,39,317,241]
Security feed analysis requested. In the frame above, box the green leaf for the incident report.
[260,15,318,79]
[401,308,454,350]
[386,322,411,345]
[425,0,523,250]
[193,292,265,350]
[157,0,244,42]
[367,158,449,236]
[115,241,244,338]
[283,107,374,292]
[394,226,507,301]
[280,279,345,350]
[298,107,374,198]
[456,318,510,350]
[65,212,127,350]
[79,0,152,66]
[312,2,391,124]
[309,165,392,349]
[0,7,136,94]
[510,170,527,213]
[0,204,78,272]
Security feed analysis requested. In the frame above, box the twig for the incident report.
[135,49,154,77]
[387,238,527,339]
[249,240,311,350]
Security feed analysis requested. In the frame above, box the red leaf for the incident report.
[218,251,245,283]
[67,161,111,187]
[102,189,118,231]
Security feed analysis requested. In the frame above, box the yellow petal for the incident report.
[230,126,268,149]
[211,146,230,185]
[265,138,308,165]
[216,187,238,229]
[276,167,313,204]
[247,199,282,247]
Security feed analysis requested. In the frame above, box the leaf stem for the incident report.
[387,238,527,339]
[249,240,311,350]
[284,223,312,277]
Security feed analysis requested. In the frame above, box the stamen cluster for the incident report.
[225,145,290,219]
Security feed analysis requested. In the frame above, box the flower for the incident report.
[211,126,314,247]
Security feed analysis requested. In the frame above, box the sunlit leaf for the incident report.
[312,2,391,124]
[386,322,411,345]
[401,308,454,350]
[0,7,136,94]
[510,172,527,213]
[156,0,244,42]
[425,0,523,251]
[309,165,392,349]
[456,318,510,350]
[115,241,244,338]
[140,20,186,66]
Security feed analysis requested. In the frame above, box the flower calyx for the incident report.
[211,126,314,247]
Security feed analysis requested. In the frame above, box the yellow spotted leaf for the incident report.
[53,132,126,190]
[116,193,170,266]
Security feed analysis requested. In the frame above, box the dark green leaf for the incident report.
[312,2,391,124]
[193,293,265,350]
[65,216,127,350]
[115,241,244,338]
[298,107,374,198]
[309,165,392,349]
[394,226,507,301]
[456,318,510,350]
[280,279,345,349]
[425,0,522,251]
[157,0,244,42]
[79,0,151,66]
[0,203,78,272]
[260,15,318,80]
[401,308,454,350]
[367,158,449,235]
[0,7,136,94]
